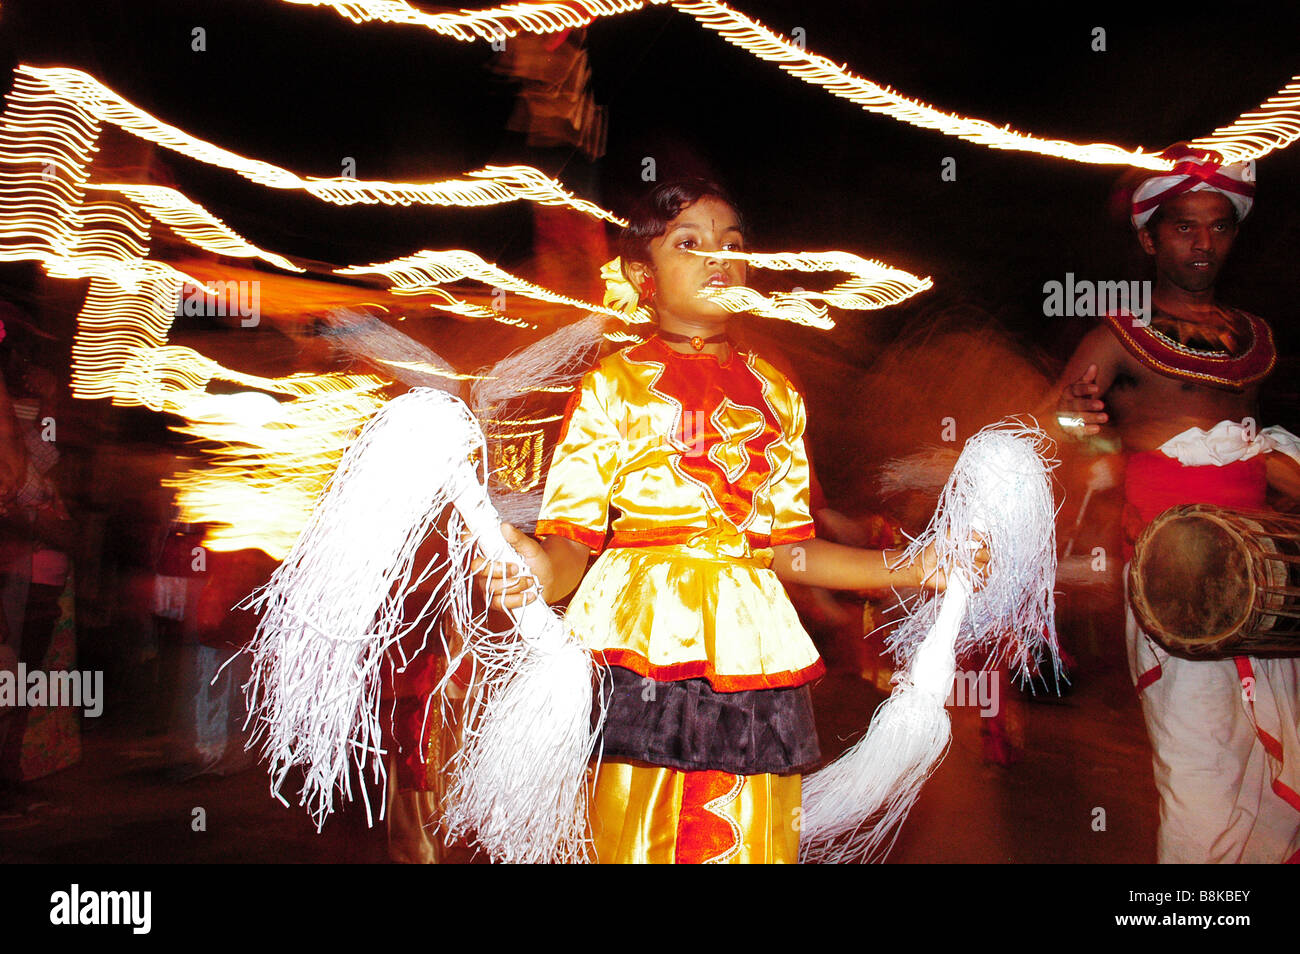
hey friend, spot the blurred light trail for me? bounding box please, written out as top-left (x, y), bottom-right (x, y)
top-left (90, 183), bottom-right (305, 272)
top-left (339, 249), bottom-right (645, 328)
top-left (1190, 78), bottom-right (1300, 164)
top-left (287, 0), bottom-right (1300, 168)
top-left (12, 66), bottom-right (625, 223)
top-left (697, 249), bottom-right (933, 329)
top-left (165, 383), bottom-right (389, 558)
top-left (284, 0), bottom-right (651, 40)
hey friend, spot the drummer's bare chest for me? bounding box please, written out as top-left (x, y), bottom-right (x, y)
top-left (1108, 353), bottom-right (1259, 437)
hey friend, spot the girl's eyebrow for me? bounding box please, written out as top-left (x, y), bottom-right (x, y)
top-left (668, 221), bottom-right (743, 233)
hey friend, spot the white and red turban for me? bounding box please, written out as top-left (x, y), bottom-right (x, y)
top-left (1130, 145), bottom-right (1255, 229)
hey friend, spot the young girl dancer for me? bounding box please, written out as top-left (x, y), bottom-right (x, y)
top-left (481, 178), bottom-right (953, 863)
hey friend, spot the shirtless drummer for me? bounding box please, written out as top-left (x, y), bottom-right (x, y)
top-left (1052, 145), bottom-right (1300, 863)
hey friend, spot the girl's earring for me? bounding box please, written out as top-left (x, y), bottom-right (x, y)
top-left (641, 275), bottom-right (656, 302)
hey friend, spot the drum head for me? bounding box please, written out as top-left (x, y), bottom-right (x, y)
top-left (1135, 512), bottom-right (1251, 646)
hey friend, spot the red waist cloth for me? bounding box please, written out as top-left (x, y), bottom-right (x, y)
top-left (1121, 451), bottom-right (1267, 560)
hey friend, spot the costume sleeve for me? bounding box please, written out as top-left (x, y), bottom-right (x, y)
top-left (535, 370), bottom-right (622, 554)
top-left (767, 387), bottom-right (816, 547)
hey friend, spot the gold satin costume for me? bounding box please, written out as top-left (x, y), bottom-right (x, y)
top-left (536, 336), bottom-right (821, 863)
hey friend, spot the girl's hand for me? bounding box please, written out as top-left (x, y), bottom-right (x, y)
top-left (915, 537), bottom-right (990, 593)
top-left (470, 523), bottom-right (555, 611)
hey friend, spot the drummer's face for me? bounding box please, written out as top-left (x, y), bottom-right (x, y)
top-left (1139, 191), bottom-right (1238, 294)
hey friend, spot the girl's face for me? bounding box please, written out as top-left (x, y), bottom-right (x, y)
top-left (632, 196), bottom-right (747, 331)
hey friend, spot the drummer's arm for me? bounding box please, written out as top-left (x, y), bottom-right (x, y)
top-left (1037, 325), bottom-right (1124, 445)
top-left (1265, 453), bottom-right (1300, 504)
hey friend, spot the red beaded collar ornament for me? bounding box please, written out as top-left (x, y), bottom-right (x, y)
top-left (1101, 309), bottom-right (1275, 390)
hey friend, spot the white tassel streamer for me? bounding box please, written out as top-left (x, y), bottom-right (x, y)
top-left (470, 312), bottom-right (608, 412)
top-left (319, 307), bottom-right (466, 393)
top-left (799, 419), bottom-right (1060, 863)
top-left (318, 308), bottom-right (606, 535)
top-left (472, 313), bottom-right (608, 533)
top-left (240, 388), bottom-right (604, 863)
top-left (239, 391), bottom-right (457, 829)
top-left (875, 445), bottom-right (960, 500)
top-left (434, 440), bottom-right (606, 865)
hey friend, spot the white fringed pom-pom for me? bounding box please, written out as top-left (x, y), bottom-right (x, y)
top-left (799, 419), bottom-right (1059, 864)
top-left (887, 420), bottom-right (1061, 684)
top-left (240, 388), bottom-right (605, 863)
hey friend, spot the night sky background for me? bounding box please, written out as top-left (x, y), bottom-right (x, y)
top-left (2, 0), bottom-right (1298, 495)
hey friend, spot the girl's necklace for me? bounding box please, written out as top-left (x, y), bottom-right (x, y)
top-left (657, 329), bottom-right (729, 352)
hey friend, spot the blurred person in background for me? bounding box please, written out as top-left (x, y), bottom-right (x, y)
top-left (0, 304), bottom-right (80, 821)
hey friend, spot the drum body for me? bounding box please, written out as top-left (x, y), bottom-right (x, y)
top-left (1128, 504), bottom-right (1300, 659)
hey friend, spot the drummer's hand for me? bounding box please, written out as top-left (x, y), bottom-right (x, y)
top-left (1057, 364), bottom-right (1108, 437)
top-left (469, 523), bottom-right (554, 611)
top-left (1083, 453), bottom-right (1123, 493)
top-left (915, 536), bottom-right (990, 593)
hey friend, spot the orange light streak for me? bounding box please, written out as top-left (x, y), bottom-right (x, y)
top-left (165, 384), bottom-right (389, 558)
top-left (0, 63), bottom-right (619, 561)
top-left (338, 248), bottom-right (644, 326)
top-left (370, 357), bottom-right (487, 382)
top-left (484, 413), bottom-right (563, 426)
top-left (286, 0), bottom-right (1300, 170)
top-left (18, 66), bottom-right (623, 222)
top-left (284, 0), bottom-right (655, 40)
top-left (696, 249), bottom-right (932, 329)
top-left (91, 183), bottom-right (305, 272)
top-left (1190, 78), bottom-right (1300, 163)
top-left (672, 1), bottom-right (1170, 169)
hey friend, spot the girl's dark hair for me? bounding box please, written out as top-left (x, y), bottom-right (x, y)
top-left (619, 177), bottom-right (744, 269)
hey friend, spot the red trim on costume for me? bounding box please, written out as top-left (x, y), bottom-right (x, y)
top-left (448, 655), bottom-right (475, 692)
top-left (1100, 309), bottom-right (1275, 390)
top-left (390, 695), bottom-right (434, 791)
top-left (1286, 846), bottom-right (1300, 864)
top-left (1234, 657), bottom-right (1300, 816)
top-left (605, 527), bottom-right (728, 548)
top-left (554, 385), bottom-right (583, 445)
top-left (535, 518), bottom-right (606, 554)
top-left (1273, 780), bottom-right (1300, 815)
top-left (386, 648), bottom-right (445, 791)
top-left (595, 647), bottom-right (825, 692)
top-left (770, 522), bottom-right (816, 547)
top-left (1135, 663), bottom-right (1163, 692)
top-left (1235, 659), bottom-right (1286, 761)
top-left (603, 524), bottom-right (812, 551)
top-left (674, 770), bottom-right (742, 864)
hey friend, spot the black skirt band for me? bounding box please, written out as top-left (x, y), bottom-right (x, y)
top-left (596, 665), bottom-right (821, 775)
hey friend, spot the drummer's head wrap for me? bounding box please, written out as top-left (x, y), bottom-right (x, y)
top-left (1130, 144), bottom-right (1255, 230)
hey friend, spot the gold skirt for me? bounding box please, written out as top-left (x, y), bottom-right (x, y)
top-left (589, 760), bottom-right (801, 864)
top-left (566, 543), bottom-right (823, 691)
